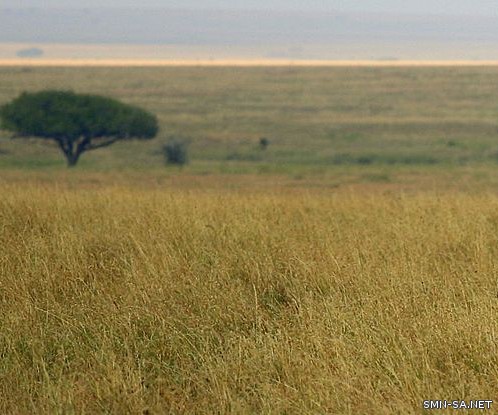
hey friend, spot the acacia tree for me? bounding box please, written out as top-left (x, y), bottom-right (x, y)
top-left (0, 90), bottom-right (159, 167)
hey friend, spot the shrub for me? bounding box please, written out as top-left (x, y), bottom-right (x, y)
top-left (163, 138), bottom-right (189, 166)
top-left (259, 137), bottom-right (270, 150)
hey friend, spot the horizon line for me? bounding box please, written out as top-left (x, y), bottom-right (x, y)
top-left (2, 59), bottom-right (498, 67)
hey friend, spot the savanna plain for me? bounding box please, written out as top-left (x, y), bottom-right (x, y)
top-left (2, 66), bottom-right (498, 414)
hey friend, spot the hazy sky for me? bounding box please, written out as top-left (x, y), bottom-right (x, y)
top-left (2, 0), bottom-right (497, 16)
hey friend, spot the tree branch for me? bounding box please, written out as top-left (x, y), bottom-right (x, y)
top-left (75, 136), bottom-right (91, 156)
top-left (55, 138), bottom-right (71, 158)
top-left (86, 137), bottom-right (121, 151)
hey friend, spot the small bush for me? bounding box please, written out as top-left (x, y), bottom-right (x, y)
top-left (163, 138), bottom-right (189, 166)
top-left (259, 137), bottom-right (270, 150)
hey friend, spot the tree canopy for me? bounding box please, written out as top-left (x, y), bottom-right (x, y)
top-left (0, 90), bottom-right (159, 166)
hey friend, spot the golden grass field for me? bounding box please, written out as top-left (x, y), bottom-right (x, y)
top-left (1, 176), bottom-right (498, 414)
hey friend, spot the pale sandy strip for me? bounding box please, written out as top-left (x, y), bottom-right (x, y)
top-left (2, 59), bottom-right (498, 67)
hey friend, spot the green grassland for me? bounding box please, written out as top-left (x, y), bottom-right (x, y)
top-left (1, 66), bottom-right (498, 189)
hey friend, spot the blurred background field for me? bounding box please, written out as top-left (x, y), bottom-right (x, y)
top-left (1, 66), bottom-right (498, 191)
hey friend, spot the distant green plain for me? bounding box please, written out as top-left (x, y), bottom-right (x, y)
top-left (1, 66), bottom-right (498, 190)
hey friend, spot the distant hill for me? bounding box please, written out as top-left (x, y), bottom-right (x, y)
top-left (16, 47), bottom-right (44, 58)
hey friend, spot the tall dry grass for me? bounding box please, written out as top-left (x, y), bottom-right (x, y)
top-left (1, 184), bottom-right (498, 413)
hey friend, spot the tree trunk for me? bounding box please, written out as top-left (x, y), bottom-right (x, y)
top-left (57, 138), bottom-right (85, 167)
top-left (66, 152), bottom-right (80, 167)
